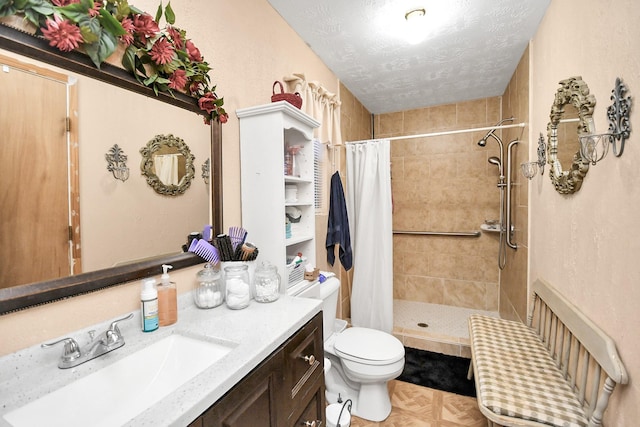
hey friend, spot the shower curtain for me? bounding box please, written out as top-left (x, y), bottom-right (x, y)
top-left (346, 139), bottom-right (393, 333)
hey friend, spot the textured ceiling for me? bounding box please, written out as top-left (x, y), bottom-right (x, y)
top-left (267, 0), bottom-right (550, 114)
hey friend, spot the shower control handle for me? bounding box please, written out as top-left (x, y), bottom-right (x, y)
top-left (302, 354), bottom-right (316, 365)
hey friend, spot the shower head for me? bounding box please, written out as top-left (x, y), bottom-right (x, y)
top-left (477, 117), bottom-right (515, 147)
top-left (488, 156), bottom-right (501, 167)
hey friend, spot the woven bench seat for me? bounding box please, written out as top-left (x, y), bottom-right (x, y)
top-left (468, 279), bottom-right (628, 427)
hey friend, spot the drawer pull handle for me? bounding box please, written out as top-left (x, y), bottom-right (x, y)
top-left (302, 354), bottom-right (316, 365)
top-left (302, 421), bottom-right (322, 426)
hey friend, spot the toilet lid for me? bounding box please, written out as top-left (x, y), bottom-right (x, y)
top-left (334, 327), bottom-right (404, 364)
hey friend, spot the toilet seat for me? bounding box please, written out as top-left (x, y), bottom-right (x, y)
top-left (334, 327), bottom-right (404, 366)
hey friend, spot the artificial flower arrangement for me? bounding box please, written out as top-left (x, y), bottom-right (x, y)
top-left (0, 0), bottom-right (227, 124)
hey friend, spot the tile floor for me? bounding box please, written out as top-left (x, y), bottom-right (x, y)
top-left (349, 380), bottom-right (486, 427)
top-left (347, 301), bottom-right (497, 426)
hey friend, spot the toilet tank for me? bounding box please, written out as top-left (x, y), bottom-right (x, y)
top-left (295, 277), bottom-right (340, 341)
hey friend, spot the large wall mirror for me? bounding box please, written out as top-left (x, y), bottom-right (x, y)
top-left (547, 76), bottom-right (596, 194)
top-left (0, 24), bottom-right (222, 314)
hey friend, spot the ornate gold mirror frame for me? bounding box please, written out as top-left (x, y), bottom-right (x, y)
top-left (140, 134), bottom-right (196, 196)
top-left (547, 76), bottom-right (596, 194)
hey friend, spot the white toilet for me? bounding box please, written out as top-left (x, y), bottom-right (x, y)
top-left (289, 274), bottom-right (404, 422)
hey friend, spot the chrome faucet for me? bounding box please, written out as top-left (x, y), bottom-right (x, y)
top-left (42, 313), bottom-right (134, 369)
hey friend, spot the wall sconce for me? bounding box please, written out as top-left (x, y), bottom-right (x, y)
top-left (521, 133), bottom-right (547, 180)
top-left (607, 77), bottom-right (632, 157)
top-left (202, 158), bottom-right (210, 184)
top-left (105, 144), bottom-right (129, 182)
top-left (578, 77), bottom-right (631, 165)
top-left (579, 132), bottom-right (611, 165)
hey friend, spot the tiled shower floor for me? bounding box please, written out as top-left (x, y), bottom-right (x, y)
top-left (392, 299), bottom-right (499, 358)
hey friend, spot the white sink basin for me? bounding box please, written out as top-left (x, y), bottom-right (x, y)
top-left (4, 333), bottom-right (234, 427)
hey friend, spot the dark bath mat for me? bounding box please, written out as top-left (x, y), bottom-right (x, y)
top-left (397, 347), bottom-right (477, 398)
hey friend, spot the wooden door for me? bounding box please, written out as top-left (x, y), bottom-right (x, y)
top-left (0, 61), bottom-right (71, 288)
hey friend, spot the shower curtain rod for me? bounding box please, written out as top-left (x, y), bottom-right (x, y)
top-left (346, 122), bottom-right (526, 144)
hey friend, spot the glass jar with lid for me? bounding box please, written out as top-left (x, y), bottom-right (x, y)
top-left (194, 263), bottom-right (224, 309)
top-left (224, 263), bottom-right (251, 309)
top-left (253, 261), bottom-right (281, 303)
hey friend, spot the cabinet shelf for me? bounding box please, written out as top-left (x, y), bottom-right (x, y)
top-left (285, 234), bottom-right (314, 246)
top-left (284, 175), bottom-right (312, 184)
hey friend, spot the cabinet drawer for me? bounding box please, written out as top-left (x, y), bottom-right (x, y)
top-left (283, 312), bottom-right (323, 405)
top-left (288, 373), bottom-right (325, 427)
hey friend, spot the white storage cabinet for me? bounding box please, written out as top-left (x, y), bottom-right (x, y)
top-left (237, 101), bottom-right (320, 291)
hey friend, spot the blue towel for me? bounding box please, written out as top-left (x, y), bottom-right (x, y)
top-left (326, 172), bottom-right (352, 270)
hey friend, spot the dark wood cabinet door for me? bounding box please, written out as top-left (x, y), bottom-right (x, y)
top-left (202, 350), bottom-right (284, 427)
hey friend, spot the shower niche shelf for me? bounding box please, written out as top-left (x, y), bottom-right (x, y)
top-left (480, 223), bottom-right (500, 233)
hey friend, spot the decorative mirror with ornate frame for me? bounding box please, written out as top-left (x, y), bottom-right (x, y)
top-left (547, 76), bottom-right (596, 194)
top-left (0, 24), bottom-right (223, 314)
top-left (140, 134), bottom-right (196, 196)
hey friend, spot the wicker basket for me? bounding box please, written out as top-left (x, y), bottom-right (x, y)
top-left (271, 81), bottom-right (302, 109)
top-left (286, 257), bottom-right (307, 287)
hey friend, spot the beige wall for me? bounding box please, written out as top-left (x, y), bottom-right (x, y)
top-left (529, 0), bottom-right (640, 424)
top-left (376, 98), bottom-right (503, 312)
top-left (499, 46), bottom-right (530, 321)
top-left (0, 0), bottom-right (339, 355)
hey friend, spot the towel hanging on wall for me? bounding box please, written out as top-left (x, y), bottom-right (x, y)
top-left (326, 171), bottom-right (352, 270)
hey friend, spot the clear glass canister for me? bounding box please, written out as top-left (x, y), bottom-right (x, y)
top-left (194, 263), bottom-right (224, 309)
top-left (253, 261), bottom-right (281, 303)
top-left (224, 264), bottom-right (251, 309)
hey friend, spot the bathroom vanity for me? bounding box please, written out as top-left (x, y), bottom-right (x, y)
top-left (0, 295), bottom-right (323, 427)
top-left (190, 311), bottom-right (324, 426)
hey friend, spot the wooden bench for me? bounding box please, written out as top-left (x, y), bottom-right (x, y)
top-left (468, 279), bottom-right (628, 427)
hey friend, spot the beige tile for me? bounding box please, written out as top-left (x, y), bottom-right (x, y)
top-left (428, 103), bottom-right (457, 130)
top-left (403, 276), bottom-right (444, 303)
top-left (378, 112), bottom-right (404, 136)
top-left (443, 280), bottom-right (486, 310)
top-left (457, 98), bottom-right (487, 127)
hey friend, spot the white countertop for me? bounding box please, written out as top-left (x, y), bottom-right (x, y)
top-left (0, 294), bottom-right (322, 426)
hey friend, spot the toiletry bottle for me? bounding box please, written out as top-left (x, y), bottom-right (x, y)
top-left (141, 278), bottom-right (159, 332)
top-left (158, 264), bottom-right (178, 326)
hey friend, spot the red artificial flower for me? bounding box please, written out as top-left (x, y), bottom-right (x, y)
top-left (168, 69), bottom-right (188, 90)
top-left (51, 0), bottom-right (80, 5)
top-left (166, 26), bottom-right (183, 50)
top-left (219, 113), bottom-right (228, 124)
top-left (132, 13), bottom-right (160, 40)
top-left (88, 0), bottom-right (103, 17)
top-left (119, 17), bottom-right (135, 46)
top-left (149, 37), bottom-right (175, 65)
top-left (185, 40), bottom-right (202, 62)
top-left (41, 15), bottom-right (83, 52)
top-left (198, 92), bottom-right (218, 114)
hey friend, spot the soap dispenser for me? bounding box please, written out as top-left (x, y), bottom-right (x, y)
top-left (141, 278), bottom-right (159, 332)
top-left (158, 264), bottom-right (177, 326)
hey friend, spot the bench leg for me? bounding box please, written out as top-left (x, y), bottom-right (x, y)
top-left (467, 360), bottom-right (474, 380)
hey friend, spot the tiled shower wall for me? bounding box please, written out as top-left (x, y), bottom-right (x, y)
top-left (375, 98), bottom-right (505, 312)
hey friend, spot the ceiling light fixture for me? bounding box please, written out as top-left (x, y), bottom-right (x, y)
top-left (404, 8), bottom-right (428, 45)
top-left (405, 8), bottom-right (426, 21)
